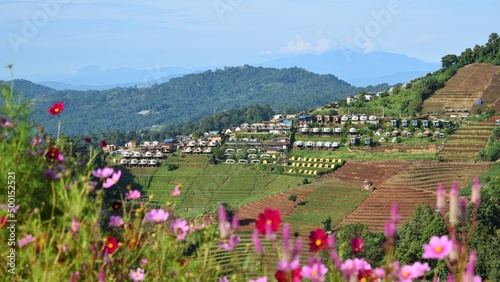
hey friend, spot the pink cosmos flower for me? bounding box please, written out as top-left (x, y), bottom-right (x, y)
top-left (126, 190), bottom-right (141, 200)
top-left (129, 267), bottom-right (146, 281)
top-left (170, 218), bottom-right (189, 240)
top-left (398, 262), bottom-right (429, 282)
top-left (423, 235), bottom-right (452, 259)
top-left (340, 258), bottom-right (371, 278)
top-left (92, 167), bottom-right (114, 179)
top-left (170, 185), bottom-right (181, 196)
top-left (301, 257), bottom-right (328, 282)
top-left (146, 209), bottom-right (169, 223)
top-left (219, 234), bottom-right (241, 251)
top-left (103, 170), bottom-right (121, 188)
top-left (109, 216), bottom-right (125, 227)
top-left (18, 234), bottom-right (36, 247)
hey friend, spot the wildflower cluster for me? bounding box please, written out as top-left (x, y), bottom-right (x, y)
top-left (0, 82), bottom-right (489, 281)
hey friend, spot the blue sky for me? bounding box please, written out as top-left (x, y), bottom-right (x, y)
top-left (1, 0), bottom-right (499, 80)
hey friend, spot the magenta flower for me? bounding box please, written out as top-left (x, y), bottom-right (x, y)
top-left (171, 185), bottom-right (181, 196)
top-left (18, 234), bottom-right (35, 247)
top-left (301, 257), bottom-right (328, 282)
top-left (170, 218), bottom-right (189, 240)
top-left (100, 140), bottom-right (107, 148)
top-left (220, 234), bottom-right (241, 251)
top-left (219, 277), bottom-right (229, 282)
top-left (351, 237), bottom-right (364, 254)
top-left (423, 235), bottom-right (452, 259)
top-left (126, 190), bottom-right (141, 200)
top-left (129, 267), bottom-right (146, 281)
top-left (146, 209), bottom-right (169, 223)
top-left (92, 167), bottom-right (114, 179)
top-left (109, 216), bottom-right (125, 227)
top-left (103, 170), bottom-right (121, 188)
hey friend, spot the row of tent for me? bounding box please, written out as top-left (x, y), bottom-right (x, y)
top-left (290, 157), bottom-right (343, 163)
top-left (119, 159), bottom-right (158, 166)
top-left (122, 151), bottom-right (164, 158)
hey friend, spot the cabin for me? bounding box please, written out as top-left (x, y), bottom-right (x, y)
top-left (364, 138), bottom-right (372, 146)
top-left (334, 128), bottom-right (343, 134)
top-left (390, 120), bottom-right (398, 127)
top-left (340, 115), bottom-right (349, 124)
top-left (401, 120), bottom-right (409, 127)
top-left (130, 159), bottom-right (138, 166)
top-left (139, 159), bottom-right (148, 167)
top-left (422, 120), bottom-right (430, 128)
top-left (351, 115), bottom-right (360, 123)
top-left (122, 152), bottom-right (131, 158)
top-left (144, 152), bottom-right (153, 158)
top-left (392, 130), bottom-right (400, 137)
top-left (322, 127), bottom-right (331, 134)
top-left (411, 120), bottom-right (419, 127)
top-left (349, 128), bottom-right (357, 134)
top-left (133, 152), bottom-right (142, 158)
top-left (120, 159), bottom-right (128, 166)
top-left (203, 148), bottom-right (212, 154)
top-left (312, 127), bottom-right (320, 134)
top-left (148, 159), bottom-right (157, 167)
top-left (155, 152), bottom-right (164, 158)
top-left (350, 137), bottom-right (360, 146)
top-left (433, 120), bottom-right (441, 128)
top-left (301, 127), bottom-right (309, 134)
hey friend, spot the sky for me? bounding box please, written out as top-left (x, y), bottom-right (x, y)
top-left (1, 0), bottom-right (499, 81)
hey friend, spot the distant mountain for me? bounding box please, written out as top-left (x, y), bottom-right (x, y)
top-left (32, 66), bottom-right (203, 90)
top-left (260, 50), bottom-right (440, 86)
top-left (17, 50), bottom-right (439, 90)
top-left (6, 66), bottom-right (387, 136)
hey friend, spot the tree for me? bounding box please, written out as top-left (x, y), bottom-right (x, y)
top-left (441, 54), bottom-right (458, 69)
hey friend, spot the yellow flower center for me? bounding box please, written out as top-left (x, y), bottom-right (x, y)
top-left (402, 270), bottom-right (409, 278)
top-left (267, 219), bottom-right (272, 225)
top-left (315, 239), bottom-right (322, 246)
top-left (435, 246), bottom-right (443, 253)
top-left (360, 278), bottom-right (367, 282)
top-left (311, 270), bottom-right (317, 277)
top-left (108, 243), bottom-right (114, 249)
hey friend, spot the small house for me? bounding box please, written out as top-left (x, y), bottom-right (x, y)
top-left (401, 120), bottom-right (409, 127)
top-left (334, 128), bottom-right (343, 134)
top-left (390, 120), bottom-right (398, 127)
top-left (422, 120), bottom-right (430, 128)
top-left (322, 127), bottom-right (331, 134)
top-left (350, 137), bottom-right (360, 146)
top-left (364, 138), bottom-right (373, 146)
top-left (349, 128), bottom-right (357, 134)
top-left (411, 120), bottom-right (419, 127)
top-left (433, 120), bottom-right (441, 128)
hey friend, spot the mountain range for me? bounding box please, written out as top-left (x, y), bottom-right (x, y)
top-left (27, 50), bottom-right (439, 90)
top-left (7, 66), bottom-right (388, 136)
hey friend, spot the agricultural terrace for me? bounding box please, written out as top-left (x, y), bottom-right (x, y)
top-left (143, 154), bottom-right (304, 218)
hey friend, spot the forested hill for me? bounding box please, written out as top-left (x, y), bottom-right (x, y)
top-left (4, 66), bottom-right (387, 135)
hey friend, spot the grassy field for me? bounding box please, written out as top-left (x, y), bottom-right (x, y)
top-left (141, 155), bottom-right (304, 218)
top-left (285, 178), bottom-right (370, 232)
top-left (460, 162), bottom-right (500, 196)
top-left (289, 147), bottom-right (438, 161)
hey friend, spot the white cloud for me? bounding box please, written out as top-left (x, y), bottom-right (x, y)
top-left (279, 34), bottom-right (331, 54)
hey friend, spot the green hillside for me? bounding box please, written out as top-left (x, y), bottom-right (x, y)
top-left (4, 66), bottom-right (387, 135)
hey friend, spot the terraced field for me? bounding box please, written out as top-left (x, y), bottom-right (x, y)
top-left (439, 122), bottom-right (497, 161)
top-left (144, 156), bottom-right (304, 218)
top-left (421, 63), bottom-right (500, 115)
top-left (333, 161), bottom-right (491, 231)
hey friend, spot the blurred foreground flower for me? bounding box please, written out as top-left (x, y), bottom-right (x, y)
top-left (48, 101), bottom-right (64, 116)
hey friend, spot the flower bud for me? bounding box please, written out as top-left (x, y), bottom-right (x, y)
top-left (449, 183), bottom-right (459, 227)
top-left (471, 177), bottom-right (481, 205)
top-left (437, 184), bottom-right (446, 210)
